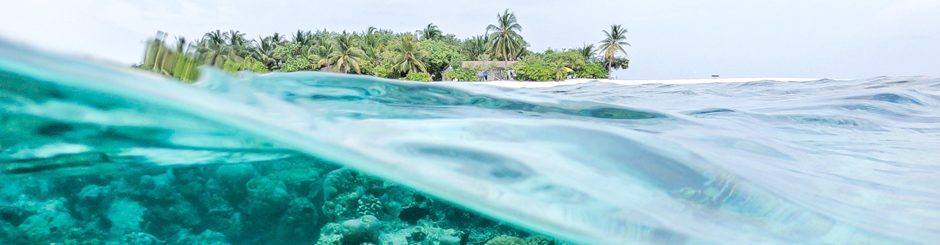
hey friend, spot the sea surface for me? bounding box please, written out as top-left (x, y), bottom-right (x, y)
top-left (2, 41), bottom-right (939, 244)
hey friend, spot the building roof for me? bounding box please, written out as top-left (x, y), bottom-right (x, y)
top-left (461, 61), bottom-right (518, 69)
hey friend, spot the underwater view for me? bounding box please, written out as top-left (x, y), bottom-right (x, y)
top-left (2, 39), bottom-right (940, 244)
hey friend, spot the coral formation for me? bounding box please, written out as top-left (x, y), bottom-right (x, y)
top-left (484, 235), bottom-right (526, 245)
top-left (0, 156), bottom-right (561, 244)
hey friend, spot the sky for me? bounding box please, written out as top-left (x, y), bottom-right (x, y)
top-left (1, 0), bottom-right (939, 79)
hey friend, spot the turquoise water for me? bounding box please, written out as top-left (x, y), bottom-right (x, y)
top-left (2, 41), bottom-right (940, 244)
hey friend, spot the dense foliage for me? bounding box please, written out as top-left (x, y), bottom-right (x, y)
top-left (486, 10), bottom-right (527, 64)
top-left (443, 68), bottom-right (480, 81)
top-left (512, 55), bottom-right (556, 81)
top-left (512, 50), bottom-right (609, 81)
top-left (576, 62), bottom-right (609, 79)
top-left (403, 72), bottom-right (432, 82)
top-left (597, 24), bottom-right (631, 71)
top-left (387, 36), bottom-right (428, 76)
top-left (139, 9), bottom-right (631, 82)
top-left (418, 40), bottom-right (464, 80)
top-left (223, 57), bottom-right (268, 73)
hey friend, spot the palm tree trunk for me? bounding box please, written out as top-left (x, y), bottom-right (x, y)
top-left (142, 41), bottom-right (159, 70)
top-left (153, 45), bottom-right (166, 73)
top-left (607, 61), bottom-right (613, 78)
top-left (503, 57), bottom-right (508, 80)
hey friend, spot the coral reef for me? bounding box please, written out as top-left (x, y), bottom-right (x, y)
top-left (0, 156), bottom-right (561, 244)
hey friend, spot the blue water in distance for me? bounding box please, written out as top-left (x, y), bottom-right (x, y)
top-left (2, 41), bottom-right (939, 244)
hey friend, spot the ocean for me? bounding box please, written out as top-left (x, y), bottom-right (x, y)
top-left (1, 41), bottom-right (938, 244)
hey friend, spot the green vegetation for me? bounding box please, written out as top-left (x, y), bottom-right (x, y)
top-left (486, 9), bottom-right (526, 68)
top-left (418, 39), bottom-right (464, 80)
top-left (324, 33), bottom-right (368, 74)
top-left (513, 49), bottom-right (609, 81)
top-left (597, 24), bottom-right (631, 71)
top-left (443, 67), bottom-right (480, 81)
top-left (388, 35), bottom-right (428, 76)
top-left (419, 23), bottom-right (443, 40)
top-left (139, 9), bottom-right (630, 82)
top-left (139, 33), bottom-right (199, 81)
top-left (576, 62), bottom-right (609, 79)
top-left (404, 72), bottom-right (432, 82)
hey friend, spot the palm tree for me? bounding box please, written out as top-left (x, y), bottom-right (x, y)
top-left (363, 26), bottom-right (386, 63)
top-left (204, 30), bottom-right (225, 44)
top-left (172, 37), bottom-right (198, 81)
top-left (576, 43), bottom-right (595, 61)
top-left (322, 33), bottom-right (367, 74)
top-left (141, 32), bottom-right (166, 70)
top-left (149, 32), bottom-right (169, 73)
top-left (293, 30), bottom-right (314, 46)
top-left (391, 35), bottom-right (427, 74)
top-left (486, 9), bottom-right (525, 67)
top-left (554, 66), bottom-right (574, 81)
top-left (225, 30), bottom-right (250, 57)
top-left (420, 23), bottom-right (442, 40)
top-left (157, 37), bottom-right (185, 74)
top-left (309, 38), bottom-right (333, 68)
top-left (174, 37), bottom-right (188, 54)
top-left (268, 32), bottom-right (287, 44)
top-left (253, 35), bottom-right (282, 69)
top-left (140, 32), bottom-right (200, 81)
top-left (462, 35), bottom-right (489, 61)
top-left (199, 30), bottom-right (229, 66)
top-left (596, 24), bottom-right (631, 72)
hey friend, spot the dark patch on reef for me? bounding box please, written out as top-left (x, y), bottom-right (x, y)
top-left (398, 206), bottom-right (430, 224)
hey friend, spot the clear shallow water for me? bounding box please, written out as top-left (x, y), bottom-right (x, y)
top-left (2, 41), bottom-right (940, 244)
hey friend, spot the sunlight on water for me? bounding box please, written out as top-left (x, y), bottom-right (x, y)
top-left (2, 41), bottom-right (939, 244)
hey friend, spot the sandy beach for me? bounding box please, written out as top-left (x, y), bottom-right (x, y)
top-left (441, 77), bottom-right (821, 88)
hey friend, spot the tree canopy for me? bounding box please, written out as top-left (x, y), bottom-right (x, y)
top-left (596, 24), bottom-right (631, 71)
top-left (139, 9), bottom-right (630, 82)
top-left (486, 9), bottom-right (526, 63)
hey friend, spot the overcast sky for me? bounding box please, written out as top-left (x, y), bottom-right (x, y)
top-left (2, 0), bottom-right (939, 79)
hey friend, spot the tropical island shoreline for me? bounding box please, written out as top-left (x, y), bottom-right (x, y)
top-left (131, 7), bottom-right (824, 88)
top-left (137, 9), bottom-right (633, 84)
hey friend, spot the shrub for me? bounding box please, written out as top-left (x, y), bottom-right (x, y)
top-left (223, 57), bottom-right (269, 73)
top-left (443, 68), bottom-right (479, 81)
top-left (403, 72), bottom-right (432, 82)
top-left (547, 51), bottom-right (585, 71)
top-left (372, 64), bottom-right (397, 78)
top-left (513, 55), bottom-right (556, 81)
top-left (418, 40), bottom-right (465, 80)
top-left (513, 50), bottom-right (589, 81)
top-left (273, 43), bottom-right (314, 72)
top-left (279, 56), bottom-right (312, 72)
top-left (576, 62), bottom-right (609, 79)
